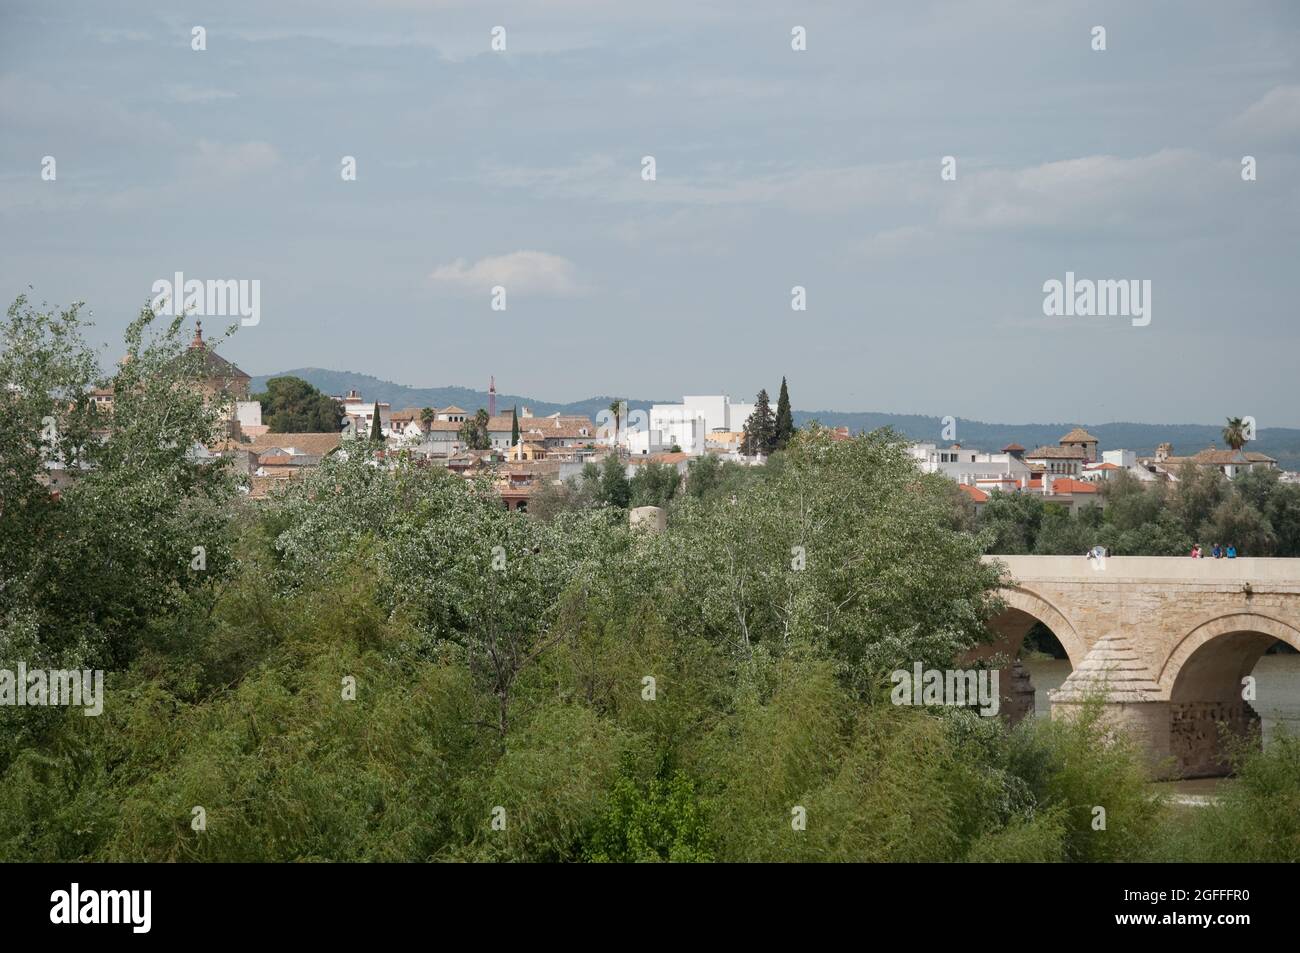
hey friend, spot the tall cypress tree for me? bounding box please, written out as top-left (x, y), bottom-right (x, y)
top-left (511, 405), bottom-right (520, 447)
top-left (774, 377), bottom-right (793, 450)
top-left (369, 403), bottom-right (384, 442)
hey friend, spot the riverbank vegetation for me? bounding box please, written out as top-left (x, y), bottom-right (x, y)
top-left (2, 299), bottom-right (1297, 862)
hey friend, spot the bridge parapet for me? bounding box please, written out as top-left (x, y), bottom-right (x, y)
top-left (984, 555), bottom-right (1300, 589)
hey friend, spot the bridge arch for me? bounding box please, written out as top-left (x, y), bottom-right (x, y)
top-left (1158, 611), bottom-right (1300, 699)
top-left (1158, 611), bottom-right (1300, 777)
top-left (986, 586), bottom-right (1088, 669)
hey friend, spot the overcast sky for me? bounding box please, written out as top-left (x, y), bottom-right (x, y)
top-left (2, 0), bottom-right (1298, 425)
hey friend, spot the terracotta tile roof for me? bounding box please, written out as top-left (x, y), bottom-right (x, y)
top-left (1001, 443), bottom-right (1025, 452)
top-left (1060, 428), bottom-right (1099, 443)
top-left (957, 484), bottom-right (989, 502)
top-left (1086, 462), bottom-right (1121, 470)
top-left (1037, 478), bottom-right (1097, 494)
top-left (1188, 448), bottom-right (1277, 465)
top-left (629, 451), bottom-right (690, 466)
top-left (1026, 445), bottom-right (1086, 459)
top-left (518, 417), bottom-right (596, 440)
top-left (248, 432), bottom-right (342, 456)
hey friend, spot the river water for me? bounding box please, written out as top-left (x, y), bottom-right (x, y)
top-left (1022, 654), bottom-right (1300, 797)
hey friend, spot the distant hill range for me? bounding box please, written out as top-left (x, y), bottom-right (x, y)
top-left (250, 368), bottom-right (1300, 471)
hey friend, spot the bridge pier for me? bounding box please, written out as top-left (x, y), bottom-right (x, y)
top-left (1049, 633), bottom-right (1175, 778)
top-left (1169, 700), bottom-right (1260, 778)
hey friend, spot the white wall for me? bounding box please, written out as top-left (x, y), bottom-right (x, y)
top-left (727, 402), bottom-right (754, 431)
top-left (908, 442), bottom-right (1031, 484)
top-left (236, 401), bottom-right (263, 428)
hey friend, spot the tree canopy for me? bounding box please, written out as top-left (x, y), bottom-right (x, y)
top-left (253, 376), bottom-right (343, 433)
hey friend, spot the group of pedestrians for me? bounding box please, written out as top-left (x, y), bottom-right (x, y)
top-left (1190, 543), bottom-right (1238, 558)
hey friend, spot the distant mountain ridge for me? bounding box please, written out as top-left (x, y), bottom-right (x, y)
top-left (251, 367), bottom-right (665, 422)
top-left (249, 368), bottom-right (1300, 471)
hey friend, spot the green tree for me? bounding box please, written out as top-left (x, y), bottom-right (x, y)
top-left (369, 404), bottom-right (383, 441)
top-left (252, 376), bottom-right (343, 432)
top-left (584, 762), bottom-right (715, 862)
top-left (458, 408), bottom-right (490, 450)
top-left (686, 454), bottom-right (722, 499)
top-left (774, 377), bottom-right (794, 450)
top-left (420, 407), bottom-right (435, 430)
top-left (511, 405), bottom-right (520, 447)
top-left (977, 490), bottom-right (1045, 553)
top-left (630, 461), bottom-right (681, 508)
top-left (0, 297), bottom-right (239, 679)
top-left (597, 453), bottom-right (631, 508)
top-left (1171, 462), bottom-right (1226, 539)
top-left (1203, 495), bottom-right (1275, 555)
top-left (741, 389), bottom-right (775, 456)
top-left (1032, 504), bottom-right (1097, 555)
top-left (1262, 480), bottom-right (1300, 557)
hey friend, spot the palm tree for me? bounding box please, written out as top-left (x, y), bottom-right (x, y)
top-left (420, 407), bottom-right (435, 431)
top-left (608, 399), bottom-right (622, 447)
top-left (1223, 416), bottom-right (1248, 451)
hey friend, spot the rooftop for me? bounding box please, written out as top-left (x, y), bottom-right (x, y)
top-left (1060, 427), bottom-right (1099, 444)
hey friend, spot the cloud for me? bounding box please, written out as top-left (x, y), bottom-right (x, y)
top-left (478, 155), bottom-right (928, 212)
top-left (1229, 85), bottom-right (1300, 142)
top-left (428, 251), bottom-right (586, 296)
top-left (93, 27), bottom-right (152, 44)
top-left (0, 74), bottom-right (173, 143)
top-left (852, 225), bottom-right (933, 258)
top-left (96, 140), bottom-right (284, 211)
top-left (165, 85), bottom-right (239, 104)
top-left (184, 140), bottom-right (281, 181)
top-left (938, 150), bottom-right (1217, 231)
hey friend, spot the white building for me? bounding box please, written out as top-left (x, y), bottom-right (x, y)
top-left (642, 395), bottom-right (754, 456)
top-left (336, 389), bottom-right (391, 435)
top-left (907, 443), bottom-right (1032, 486)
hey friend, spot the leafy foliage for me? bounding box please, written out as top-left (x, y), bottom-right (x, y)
top-left (252, 376), bottom-right (342, 433)
top-left (978, 463), bottom-right (1300, 556)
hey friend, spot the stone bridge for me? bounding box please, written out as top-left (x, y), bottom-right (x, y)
top-left (979, 555), bottom-right (1300, 779)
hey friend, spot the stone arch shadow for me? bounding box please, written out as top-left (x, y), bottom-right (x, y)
top-left (1157, 611), bottom-right (1300, 700)
top-left (980, 586), bottom-right (1088, 670)
top-left (967, 586), bottom-right (1088, 723)
top-left (1157, 611), bottom-right (1300, 778)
